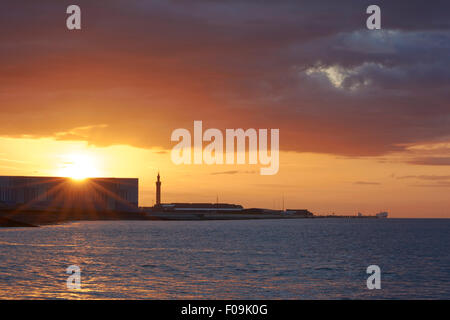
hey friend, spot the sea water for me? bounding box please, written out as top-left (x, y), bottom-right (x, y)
top-left (0, 219), bottom-right (448, 299)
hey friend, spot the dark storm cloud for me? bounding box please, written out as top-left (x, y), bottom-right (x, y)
top-left (1, 0), bottom-right (450, 156)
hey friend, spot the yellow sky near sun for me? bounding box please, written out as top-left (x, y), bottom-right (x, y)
top-left (0, 136), bottom-right (449, 218)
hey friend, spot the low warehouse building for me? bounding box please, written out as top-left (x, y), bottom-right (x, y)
top-left (0, 176), bottom-right (138, 212)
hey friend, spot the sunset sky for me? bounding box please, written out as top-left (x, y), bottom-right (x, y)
top-left (1, 1), bottom-right (450, 217)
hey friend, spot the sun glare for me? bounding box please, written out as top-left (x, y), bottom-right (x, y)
top-left (58, 153), bottom-right (100, 180)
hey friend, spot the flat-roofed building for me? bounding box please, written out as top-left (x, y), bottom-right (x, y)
top-left (0, 176), bottom-right (138, 212)
top-left (150, 203), bottom-right (243, 213)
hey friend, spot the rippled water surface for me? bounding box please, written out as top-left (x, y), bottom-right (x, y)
top-left (0, 219), bottom-right (449, 299)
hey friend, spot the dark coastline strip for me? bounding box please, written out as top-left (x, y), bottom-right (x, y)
top-left (0, 217), bottom-right (38, 228)
top-left (0, 208), bottom-right (383, 227)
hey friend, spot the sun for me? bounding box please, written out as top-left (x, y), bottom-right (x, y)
top-left (58, 153), bottom-right (100, 180)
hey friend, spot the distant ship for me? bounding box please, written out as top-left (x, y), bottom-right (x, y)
top-left (357, 211), bottom-right (388, 218)
top-left (376, 211), bottom-right (388, 218)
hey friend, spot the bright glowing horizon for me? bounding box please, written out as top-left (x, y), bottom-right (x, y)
top-left (0, 136), bottom-right (449, 218)
top-left (56, 153), bottom-right (101, 180)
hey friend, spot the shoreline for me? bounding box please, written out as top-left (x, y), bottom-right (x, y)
top-left (0, 209), bottom-right (381, 228)
top-left (0, 216), bottom-right (38, 228)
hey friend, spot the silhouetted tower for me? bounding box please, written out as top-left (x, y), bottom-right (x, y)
top-left (156, 172), bottom-right (161, 206)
